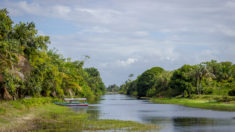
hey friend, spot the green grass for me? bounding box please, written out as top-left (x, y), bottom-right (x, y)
top-left (0, 98), bottom-right (158, 132)
top-left (0, 108), bottom-right (6, 115)
top-left (151, 97), bottom-right (235, 111)
top-left (29, 104), bottom-right (158, 131)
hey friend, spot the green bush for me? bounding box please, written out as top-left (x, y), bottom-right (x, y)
top-left (21, 97), bottom-right (55, 107)
top-left (214, 96), bottom-right (234, 102)
top-left (190, 94), bottom-right (235, 102)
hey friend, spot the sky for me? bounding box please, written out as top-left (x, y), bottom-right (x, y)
top-left (1, 0), bottom-right (235, 86)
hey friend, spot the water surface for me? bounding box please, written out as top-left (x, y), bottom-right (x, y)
top-left (84, 94), bottom-right (235, 132)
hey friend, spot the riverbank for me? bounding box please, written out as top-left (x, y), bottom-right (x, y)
top-left (151, 96), bottom-right (235, 111)
top-left (0, 98), bottom-right (158, 131)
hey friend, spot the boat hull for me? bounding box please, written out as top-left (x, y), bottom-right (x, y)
top-left (54, 102), bottom-right (88, 107)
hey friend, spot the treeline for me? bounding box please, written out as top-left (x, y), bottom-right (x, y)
top-left (120, 60), bottom-right (235, 98)
top-left (106, 84), bottom-right (120, 92)
top-left (0, 9), bottom-right (105, 100)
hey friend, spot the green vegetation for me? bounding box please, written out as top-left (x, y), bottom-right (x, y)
top-left (120, 60), bottom-right (235, 110)
top-left (151, 96), bottom-right (235, 111)
top-left (107, 84), bottom-right (120, 92)
top-left (0, 98), bottom-right (158, 131)
top-left (0, 9), bottom-right (159, 131)
top-left (121, 60), bottom-right (235, 98)
top-left (0, 8), bottom-right (105, 100)
top-left (136, 67), bottom-right (164, 97)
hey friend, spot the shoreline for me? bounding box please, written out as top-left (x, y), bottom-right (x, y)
top-left (0, 98), bottom-right (158, 131)
top-left (151, 97), bottom-right (235, 111)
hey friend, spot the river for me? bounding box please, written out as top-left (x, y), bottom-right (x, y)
top-left (76, 94), bottom-right (235, 132)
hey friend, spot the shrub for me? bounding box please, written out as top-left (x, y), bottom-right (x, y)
top-left (21, 97), bottom-right (54, 107)
top-left (214, 96), bottom-right (234, 102)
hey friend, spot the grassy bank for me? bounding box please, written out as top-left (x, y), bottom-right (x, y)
top-left (0, 98), bottom-right (158, 132)
top-left (151, 96), bottom-right (235, 111)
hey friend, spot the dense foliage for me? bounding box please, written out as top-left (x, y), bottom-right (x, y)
top-left (120, 60), bottom-right (235, 98)
top-left (106, 84), bottom-right (120, 92)
top-left (0, 9), bottom-right (105, 100)
top-left (136, 67), bottom-right (164, 97)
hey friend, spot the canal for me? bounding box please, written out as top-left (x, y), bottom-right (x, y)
top-left (78, 94), bottom-right (235, 132)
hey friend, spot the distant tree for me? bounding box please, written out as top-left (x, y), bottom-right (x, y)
top-left (107, 84), bottom-right (120, 92)
top-left (137, 67), bottom-right (164, 97)
top-left (153, 71), bottom-right (172, 97)
top-left (128, 74), bottom-right (134, 78)
top-left (220, 61), bottom-right (233, 81)
top-left (203, 60), bottom-right (220, 79)
top-left (126, 80), bottom-right (137, 95)
top-left (84, 67), bottom-right (106, 95)
top-left (204, 60), bottom-right (233, 81)
top-left (128, 73), bottom-right (134, 81)
top-left (169, 65), bottom-right (194, 97)
top-left (189, 64), bottom-right (214, 95)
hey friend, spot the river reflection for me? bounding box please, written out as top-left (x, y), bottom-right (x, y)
top-left (85, 94), bottom-right (235, 132)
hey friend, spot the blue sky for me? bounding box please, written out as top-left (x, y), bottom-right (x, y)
top-left (1, 0), bottom-right (235, 85)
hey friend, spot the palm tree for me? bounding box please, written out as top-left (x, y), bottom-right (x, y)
top-left (190, 64), bottom-right (214, 95)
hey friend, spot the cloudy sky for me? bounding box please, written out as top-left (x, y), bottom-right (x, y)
top-left (1, 0), bottom-right (235, 85)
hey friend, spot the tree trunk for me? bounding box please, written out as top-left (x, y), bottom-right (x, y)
top-left (0, 86), bottom-right (12, 100)
top-left (196, 76), bottom-right (200, 95)
top-left (199, 78), bottom-right (202, 95)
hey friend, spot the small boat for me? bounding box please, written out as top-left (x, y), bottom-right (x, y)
top-left (54, 98), bottom-right (88, 107)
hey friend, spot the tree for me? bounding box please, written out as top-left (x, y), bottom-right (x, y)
top-left (12, 22), bottom-right (50, 59)
top-left (0, 9), bottom-right (13, 40)
top-left (84, 67), bottom-right (106, 96)
top-left (0, 9), bottom-right (18, 100)
top-left (204, 60), bottom-right (233, 82)
top-left (169, 65), bottom-right (194, 97)
top-left (107, 84), bottom-right (119, 92)
top-left (232, 64), bottom-right (235, 80)
top-left (220, 61), bottom-right (233, 81)
top-left (153, 71), bottom-right (172, 97)
top-left (137, 67), bottom-right (164, 97)
top-left (0, 8), bottom-right (106, 100)
top-left (189, 64), bottom-right (214, 95)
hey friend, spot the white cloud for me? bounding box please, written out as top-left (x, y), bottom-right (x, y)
top-left (1, 0), bottom-right (235, 85)
top-left (6, 1), bottom-right (42, 16)
top-left (117, 58), bottom-right (138, 67)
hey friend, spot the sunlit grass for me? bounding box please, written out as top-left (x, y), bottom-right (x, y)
top-left (151, 97), bottom-right (235, 111)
